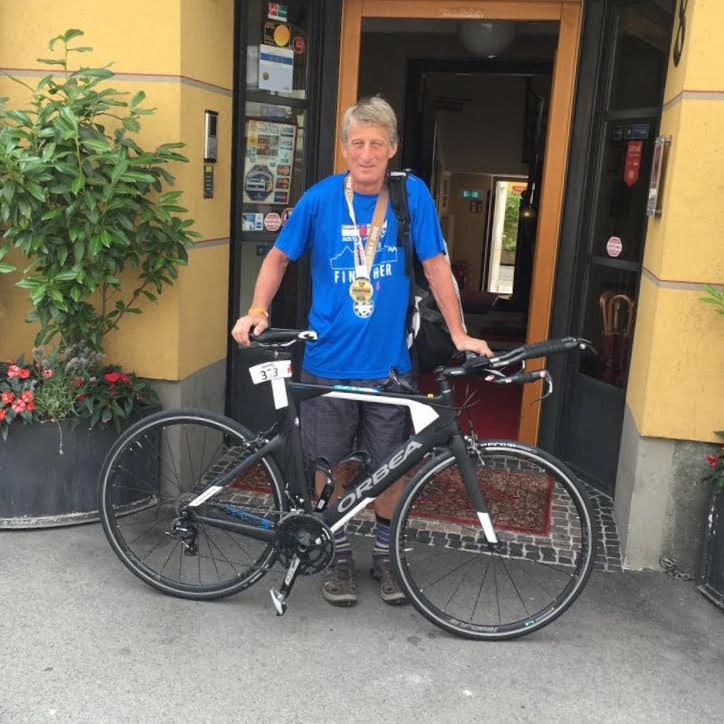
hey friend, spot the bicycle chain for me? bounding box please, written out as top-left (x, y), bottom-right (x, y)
top-left (659, 556), bottom-right (694, 581)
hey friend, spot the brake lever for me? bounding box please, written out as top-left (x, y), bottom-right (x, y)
top-left (529, 371), bottom-right (554, 404)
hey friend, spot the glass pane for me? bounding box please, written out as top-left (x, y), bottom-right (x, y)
top-left (579, 264), bottom-right (637, 388)
top-left (609, 7), bottom-right (669, 111)
top-left (245, 0), bottom-right (309, 99)
top-left (241, 109), bottom-right (305, 226)
top-left (590, 119), bottom-right (655, 264)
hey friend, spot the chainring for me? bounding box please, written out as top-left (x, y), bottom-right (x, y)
top-left (275, 512), bottom-right (335, 575)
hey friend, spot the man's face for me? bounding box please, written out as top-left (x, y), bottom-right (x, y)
top-left (341, 120), bottom-right (398, 192)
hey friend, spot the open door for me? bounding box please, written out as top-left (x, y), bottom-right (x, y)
top-left (336, 0), bottom-right (582, 445)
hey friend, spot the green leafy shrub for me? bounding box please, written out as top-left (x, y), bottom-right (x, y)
top-left (0, 28), bottom-right (198, 352)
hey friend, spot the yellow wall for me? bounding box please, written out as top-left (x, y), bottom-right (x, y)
top-left (0, 0), bottom-right (234, 381)
top-left (627, 0), bottom-right (724, 442)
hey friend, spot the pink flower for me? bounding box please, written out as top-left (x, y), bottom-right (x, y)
top-left (7, 364), bottom-right (21, 379)
top-left (1, 391), bottom-right (13, 405)
top-left (42, 368), bottom-right (54, 379)
top-left (11, 399), bottom-right (26, 413)
top-left (21, 390), bottom-right (34, 403)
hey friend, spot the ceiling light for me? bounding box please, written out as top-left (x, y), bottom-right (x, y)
top-left (458, 21), bottom-right (515, 58)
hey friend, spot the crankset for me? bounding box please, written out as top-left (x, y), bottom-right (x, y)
top-left (270, 512), bottom-right (335, 616)
top-left (275, 513), bottom-right (334, 574)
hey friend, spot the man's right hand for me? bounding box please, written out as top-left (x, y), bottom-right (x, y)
top-left (231, 309), bottom-right (269, 346)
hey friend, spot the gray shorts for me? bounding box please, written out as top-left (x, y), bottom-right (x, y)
top-left (299, 371), bottom-right (413, 469)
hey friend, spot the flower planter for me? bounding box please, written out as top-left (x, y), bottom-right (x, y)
top-left (697, 487), bottom-right (724, 611)
top-left (0, 415), bottom-right (158, 528)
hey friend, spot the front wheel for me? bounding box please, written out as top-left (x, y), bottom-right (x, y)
top-left (391, 440), bottom-right (597, 640)
top-left (99, 409), bottom-right (286, 600)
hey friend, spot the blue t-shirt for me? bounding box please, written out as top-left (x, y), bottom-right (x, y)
top-left (275, 172), bottom-right (445, 378)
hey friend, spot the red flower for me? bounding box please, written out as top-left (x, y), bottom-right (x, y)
top-left (26, 401), bottom-right (35, 412)
top-left (21, 390), bottom-right (34, 403)
top-left (7, 364), bottom-right (21, 379)
top-left (104, 372), bottom-right (122, 384)
top-left (19, 368), bottom-right (31, 379)
top-left (0, 409), bottom-right (5, 421)
top-left (708, 455), bottom-right (719, 469)
top-left (1, 391), bottom-right (13, 405)
top-left (76, 393), bottom-right (87, 401)
top-left (71, 377), bottom-right (84, 387)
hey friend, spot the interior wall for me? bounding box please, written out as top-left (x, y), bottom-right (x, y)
top-left (431, 74), bottom-right (528, 177)
top-left (448, 173), bottom-right (492, 291)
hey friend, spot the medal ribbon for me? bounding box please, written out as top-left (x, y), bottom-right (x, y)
top-left (344, 174), bottom-right (389, 279)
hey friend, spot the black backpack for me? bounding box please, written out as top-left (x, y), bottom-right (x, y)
top-left (388, 170), bottom-right (463, 372)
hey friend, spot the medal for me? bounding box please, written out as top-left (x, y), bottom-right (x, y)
top-left (349, 276), bottom-right (373, 303)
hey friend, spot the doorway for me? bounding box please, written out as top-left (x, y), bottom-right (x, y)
top-left (337, 0), bottom-right (582, 444)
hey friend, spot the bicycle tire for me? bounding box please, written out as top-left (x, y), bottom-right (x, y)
top-left (391, 440), bottom-right (597, 640)
top-left (99, 408), bottom-right (286, 600)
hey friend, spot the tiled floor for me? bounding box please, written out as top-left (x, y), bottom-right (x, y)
top-left (585, 484), bottom-right (623, 572)
top-left (344, 481), bottom-right (623, 573)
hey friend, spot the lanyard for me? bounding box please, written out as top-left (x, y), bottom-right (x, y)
top-left (344, 174), bottom-right (389, 279)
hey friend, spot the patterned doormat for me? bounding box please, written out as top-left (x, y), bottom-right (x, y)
top-left (225, 457), bottom-right (553, 537)
top-left (410, 467), bottom-right (554, 536)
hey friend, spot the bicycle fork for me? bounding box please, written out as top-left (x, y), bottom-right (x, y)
top-left (449, 436), bottom-right (499, 546)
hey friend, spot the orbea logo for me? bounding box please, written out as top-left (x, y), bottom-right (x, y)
top-left (337, 440), bottom-right (423, 513)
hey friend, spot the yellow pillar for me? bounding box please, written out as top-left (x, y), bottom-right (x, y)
top-left (0, 0), bottom-right (234, 384)
top-left (627, 0), bottom-right (724, 443)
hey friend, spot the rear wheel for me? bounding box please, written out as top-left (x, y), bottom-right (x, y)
top-left (391, 440), bottom-right (597, 640)
top-left (99, 409), bottom-right (286, 600)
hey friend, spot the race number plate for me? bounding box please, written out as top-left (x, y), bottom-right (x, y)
top-left (249, 359), bottom-right (292, 385)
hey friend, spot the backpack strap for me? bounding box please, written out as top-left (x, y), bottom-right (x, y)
top-left (388, 170), bottom-right (413, 279)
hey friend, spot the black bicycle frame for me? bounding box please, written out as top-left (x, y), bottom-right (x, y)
top-left (189, 372), bottom-right (497, 543)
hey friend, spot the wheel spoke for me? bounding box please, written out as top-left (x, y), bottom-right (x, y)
top-left (393, 443), bottom-right (596, 640)
top-left (99, 410), bottom-right (285, 600)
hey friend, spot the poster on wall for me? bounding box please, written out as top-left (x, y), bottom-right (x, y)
top-left (243, 120), bottom-right (296, 206)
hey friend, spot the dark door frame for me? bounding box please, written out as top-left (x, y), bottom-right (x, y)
top-left (225, 0), bottom-right (342, 424)
top-left (540, 0), bottom-right (674, 492)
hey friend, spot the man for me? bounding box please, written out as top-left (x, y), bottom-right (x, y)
top-left (232, 95), bottom-right (492, 607)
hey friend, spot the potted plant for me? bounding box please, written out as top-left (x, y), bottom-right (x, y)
top-left (697, 285), bottom-right (724, 610)
top-left (0, 29), bottom-right (197, 526)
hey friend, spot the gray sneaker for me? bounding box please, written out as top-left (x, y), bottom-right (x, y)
top-left (371, 557), bottom-right (407, 606)
top-left (322, 557), bottom-right (358, 606)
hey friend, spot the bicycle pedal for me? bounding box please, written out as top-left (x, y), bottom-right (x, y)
top-left (270, 588), bottom-right (287, 616)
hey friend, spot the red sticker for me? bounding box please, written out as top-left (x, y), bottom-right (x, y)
top-left (292, 36), bottom-right (306, 54)
top-left (623, 140), bottom-right (643, 187)
top-left (264, 212), bottom-right (282, 232)
top-left (606, 236), bottom-right (622, 258)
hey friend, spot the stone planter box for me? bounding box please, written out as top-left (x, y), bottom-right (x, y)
top-left (0, 413), bottom-right (157, 528)
top-left (698, 487), bottom-right (724, 611)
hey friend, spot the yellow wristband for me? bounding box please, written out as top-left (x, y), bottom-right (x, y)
top-left (248, 307), bottom-right (268, 318)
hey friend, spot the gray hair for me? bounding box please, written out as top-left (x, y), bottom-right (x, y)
top-left (340, 95), bottom-right (399, 146)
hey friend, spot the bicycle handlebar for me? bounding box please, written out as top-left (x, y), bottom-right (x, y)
top-left (246, 329), bottom-right (592, 392)
top-left (466, 336), bottom-right (590, 373)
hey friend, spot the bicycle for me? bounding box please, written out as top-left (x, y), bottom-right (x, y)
top-left (98, 330), bottom-right (598, 641)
